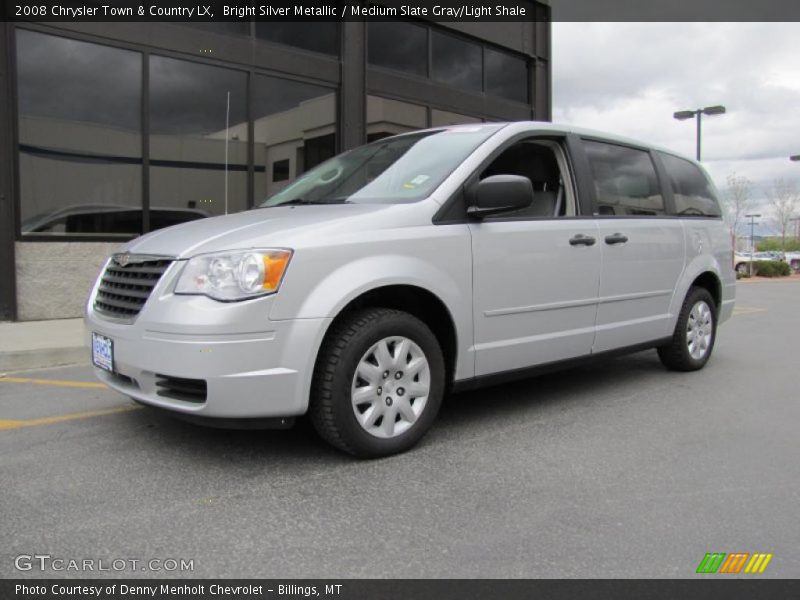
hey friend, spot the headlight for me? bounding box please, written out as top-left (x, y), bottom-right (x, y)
top-left (175, 249), bottom-right (292, 301)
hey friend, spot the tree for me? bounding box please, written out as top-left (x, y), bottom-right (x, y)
top-left (765, 178), bottom-right (800, 249)
top-left (721, 174), bottom-right (753, 251)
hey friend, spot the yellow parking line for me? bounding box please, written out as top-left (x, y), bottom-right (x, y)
top-left (0, 376), bottom-right (106, 389)
top-left (0, 406), bottom-right (139, 431)
top-left (733, 306), bottom-right (767, 316)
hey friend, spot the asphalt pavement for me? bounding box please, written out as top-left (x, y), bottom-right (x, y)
top-left (1, 281), bottom-right (798, 578)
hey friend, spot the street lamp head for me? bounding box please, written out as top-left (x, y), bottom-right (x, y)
top-left (673, 110), bottom-right (696, 120)
top-left (702, 105), bottom-right (726, 116)
top-left (745, 213), bottom-right (761, 218)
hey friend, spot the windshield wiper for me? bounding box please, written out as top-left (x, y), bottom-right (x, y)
top-left (276, 198), bottom-right (328, 206)
top-left (264, 197), bottom-right (351, 207)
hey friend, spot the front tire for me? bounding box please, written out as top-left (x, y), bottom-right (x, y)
top-left (309, 308), bottom-right (445, 458)
top-left (657, 287), bottom-right (717, 372)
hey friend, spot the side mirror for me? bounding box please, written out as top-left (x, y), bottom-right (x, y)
top-left (467, 175), bottom-right (533, 219)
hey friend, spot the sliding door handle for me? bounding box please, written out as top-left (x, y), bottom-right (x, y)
top-left (604, 233), bottom-right (629, 245)
top-left (569, 234), bottom-right (596, 246)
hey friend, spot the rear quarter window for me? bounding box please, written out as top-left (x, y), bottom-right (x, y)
top-left (658, 152), bottom-right (722, 217)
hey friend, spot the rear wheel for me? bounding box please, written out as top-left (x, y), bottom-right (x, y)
top-left (309, 308), bottom-right (445, 458)
top-left (657, 287), bottom-right (717, 371)
top-left (735, 262), bottom-right (748, 275)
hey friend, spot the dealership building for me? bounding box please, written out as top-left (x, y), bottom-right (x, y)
top-left (0, 6), bottom-right (551, 321)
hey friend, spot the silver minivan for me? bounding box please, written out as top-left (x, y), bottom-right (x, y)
top-left (86, 122), bottom-right (736, 457)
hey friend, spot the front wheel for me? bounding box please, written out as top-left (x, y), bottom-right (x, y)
top-left (309, 308), bottom-right (445, 458)
top-left (657, 287), bottom-right (717, 372)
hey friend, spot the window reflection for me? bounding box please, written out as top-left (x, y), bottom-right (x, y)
top-left (431, 31), bottom-right (482, 93)
top-left (368, 21), bottom-right (427, 77)
top-left (485, 48), bottom-right (528, 103)
top-left (16, 30), bottom-right (142, 236)
top-left (256, 23), bottom-right (339, 56)
top-left (252, 74), bottom-right (337, 201)
top-left (149, 56), bottom-right (248, 223)
top-left (430, 109), bottom-right (482, 127)
top-left (367, 96), bottom-right (427, 143)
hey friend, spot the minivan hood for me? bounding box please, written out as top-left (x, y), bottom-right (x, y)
top-left (122, 203), bottom-right (405, 258)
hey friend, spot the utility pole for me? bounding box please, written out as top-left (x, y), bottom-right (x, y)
top-left (745, 213), bottom-right (761, 278)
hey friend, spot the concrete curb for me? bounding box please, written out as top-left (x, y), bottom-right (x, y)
top-left (0, 346), bottom-right (88, 373)
top-left (0, 318), bottom-right (88, 373)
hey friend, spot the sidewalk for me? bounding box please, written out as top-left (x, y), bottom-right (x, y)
top-left (0, 318), bottom-right (87, 373)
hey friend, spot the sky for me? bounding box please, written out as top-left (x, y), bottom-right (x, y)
top-left (551, 22), bottom-right (800, 216)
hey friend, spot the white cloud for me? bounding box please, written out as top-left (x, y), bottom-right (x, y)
top-left (552, 22), bottom-right (800, 197)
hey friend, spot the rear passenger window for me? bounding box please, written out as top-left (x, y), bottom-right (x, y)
top-left (583, 141), bottom-right (665, 216)
top-left (659, 152), bottom-right (722, 217)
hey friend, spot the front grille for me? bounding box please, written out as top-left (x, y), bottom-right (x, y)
top-left (94, 256), bottom-right (172, 319)
top-left (155, 374), bottom-right (207, 404)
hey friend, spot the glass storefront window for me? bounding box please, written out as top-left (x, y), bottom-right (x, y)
top-left (149, 56), bottom-right (248, 222)
top-left (252, 74), bottom-right (337, 202)
top-left (256, 23), bottom-right (339, 56)
top-left (430, 109), bottom-right (482, 127)
top-left (368, 21), bottom-right (427, 77)
top-left (485, 48), bottom-right (528, 103)
top-left (367, 96), bottom-right (428, 142)
top-left (431, 31), bottom-right (482, 93)
top-left (16, 30), bottom-right (142, 237)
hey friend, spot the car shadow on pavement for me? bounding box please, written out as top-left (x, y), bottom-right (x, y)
top-left (437, 349), bottom-right (668, 429)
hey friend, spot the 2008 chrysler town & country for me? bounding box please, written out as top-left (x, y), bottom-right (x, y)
top-left (86, 123), bottom-right (735, 457)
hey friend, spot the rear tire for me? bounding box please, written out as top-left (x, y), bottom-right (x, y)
top-left (309, 308), bottom-right (445, 458)
top-left (657, 287), bottom-right (717, 372)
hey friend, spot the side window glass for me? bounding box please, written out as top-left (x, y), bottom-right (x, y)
top-left (479, 139), bottom-right (569, 219)
top-left (583, 141), bottom-right (665, 216)
top-left (659, 152), bottom-right (722, 217)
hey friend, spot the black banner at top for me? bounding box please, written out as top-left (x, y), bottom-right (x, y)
top-left (3, 0), bottom-right (800, 22)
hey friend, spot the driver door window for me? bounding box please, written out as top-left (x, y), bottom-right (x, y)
top-left (479, 139), bottom-right (575, 219)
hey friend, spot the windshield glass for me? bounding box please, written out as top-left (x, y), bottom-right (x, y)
top-left (259, 124), bottom-right (504, 207)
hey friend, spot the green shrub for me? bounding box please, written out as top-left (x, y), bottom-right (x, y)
top-left (756, 239), bottom-right (800, 252)
top-left (753, 261), bottom-right (791, 277)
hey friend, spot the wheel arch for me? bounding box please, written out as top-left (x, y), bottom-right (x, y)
top-left (316, 284), bottom-right (459, 388)
top-left (690, 271), bottom-right (722, 310)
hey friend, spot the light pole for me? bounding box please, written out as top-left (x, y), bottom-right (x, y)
top-left (673, 105), bottom-right (726, 161)
top-left (745, 213), bottom-right (761, 277)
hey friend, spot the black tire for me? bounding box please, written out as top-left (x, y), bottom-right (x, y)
top-left (309, 308), bottom-right (445, 458)
top-left (657, 287), bottom-right (718, 372)
top-left (735, 262), bottom-right (748, 275)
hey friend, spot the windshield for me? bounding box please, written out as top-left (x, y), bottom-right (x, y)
top-left (259, 124), bottom-right (505, 207)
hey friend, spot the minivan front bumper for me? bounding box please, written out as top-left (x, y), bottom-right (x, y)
top-left (85, 266), bottom-right (330, 419)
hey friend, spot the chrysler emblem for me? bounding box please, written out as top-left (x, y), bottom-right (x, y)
top-left (112, 253), bottom-right (146, 267)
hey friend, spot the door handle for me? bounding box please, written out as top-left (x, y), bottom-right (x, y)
top-left (569, 234), bottom-right (596, 247)
top-left (604, 233), bottom-right (629, 245)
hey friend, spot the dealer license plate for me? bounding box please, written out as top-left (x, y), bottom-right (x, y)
top-left (91, 332), bottom-right (114, 373)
